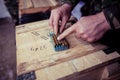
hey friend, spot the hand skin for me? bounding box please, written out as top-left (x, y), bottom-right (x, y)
top-left (57, 12), bottom-right (111, 42)
top-left (49, 4), bottom-right (73, 34)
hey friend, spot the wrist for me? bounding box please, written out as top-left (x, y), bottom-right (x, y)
top-left (97, 12), bottom-right (111, 30)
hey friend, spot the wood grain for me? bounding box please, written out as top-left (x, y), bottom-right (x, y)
top-left (16, 20), bottom-right (120, 79)
top-left (19, 0), bottom-right (59, 14)
top-left (32, 0), bottom-right (58, 8)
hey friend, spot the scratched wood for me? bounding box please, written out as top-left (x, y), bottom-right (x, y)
top-left (16, 21), bottom-right (104, 74)
top-left (16, 20), bottom-right (120, 78)
top-left (19, 0), bottom-right (59, 15)
top-left (35, 51), bottom-right (120, 80)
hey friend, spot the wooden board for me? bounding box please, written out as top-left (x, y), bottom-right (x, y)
top-left (16, 20), bottom-right (120, 79)
top-left (19, 0), bottom-right (33, 9)
top-left (32, 0), bottom-right (58, 8)
top-left (19, 0), bottom-right (59, 15)
top-left (35, 51), bottom-right (120, 80)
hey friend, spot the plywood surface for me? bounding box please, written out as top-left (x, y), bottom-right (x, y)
top-left (35, 51), bottom-right (120, 80)
top-left (19, 0), bottom-right (58, 9)
top-left (19, 0), bottom-right (59, 14)
top-left (16, 20), bottom-right (120, 77)
top-left (32, 0), bottom-right (58, 8)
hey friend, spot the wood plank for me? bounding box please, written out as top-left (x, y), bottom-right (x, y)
top-left (26, 0), bottom-right (33, 8)
top-left (19, 0), bottom-right (24, 9)
top-left (36, 62), bottom-right (76, 80)
top-left (32, 0), bottom-right (58, 8)
top-left (19, 0), bottom-right (59, 15)
top-left (71, 51), bottom-right (120, 72)
top-left (101, 62), bottom-right (120, 80)
top-left (35, 51), bottom-right (120, 80)
top-left (56, 51), bottom-right (120, 80)
top-left (100, 67), bottom-right (109, 79)
top-left (103, 73), bottom-right (120, 80)
top-left (20, 7), bottom-right (51, 14)
top-left (58, 67), bottom-right (105, 80)
top-left (16, 20), bottom-right (107, 75)
top-left (35, 68), bottom-right (49, 80)
top-left (19, 0), bottom-right (33, 9)
top-left (16, 19), bottom-right (120, 79)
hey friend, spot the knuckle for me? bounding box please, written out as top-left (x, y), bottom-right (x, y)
top-left (83, 34), bottom-right (88, 38)
top-left (87, 37), bottom-right (95, 42)
top-left (75, 34), bottom-right (80, 39)
top-left (76, 34), bottom-right (80, 38)
top-left (76, 31), bottom-right (81, 36)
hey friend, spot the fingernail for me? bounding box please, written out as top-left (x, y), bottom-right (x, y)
top-left (57, 36), bottom-right (60, 40)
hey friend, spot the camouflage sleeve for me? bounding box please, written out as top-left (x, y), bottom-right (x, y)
top-left (60, 0), bottom-right (79, 6)
top-left (103, 0), bottom-right (120, 29)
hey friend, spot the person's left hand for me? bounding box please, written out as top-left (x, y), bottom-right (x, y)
top-left (57, 12), bottom-right (111, 42)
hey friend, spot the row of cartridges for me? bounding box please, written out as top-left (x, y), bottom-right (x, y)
top-left (49, 16), bottom-right (77, 51)
top-left (49, 32), bottom-right (69, 51)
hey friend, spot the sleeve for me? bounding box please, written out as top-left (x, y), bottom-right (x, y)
top-left (60, 0), bottom-right (79, 6)
top-left (103, 0), bottom-right (120, 29)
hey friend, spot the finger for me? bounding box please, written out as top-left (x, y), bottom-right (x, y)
top-left (57, 25), bottom-right (75, 40)
top-left (60, 16), bottom-right (68, 33)
top-left (49, 12), bottom-right (54, 27)
top-left (53, 14), bottom-right (60, 34)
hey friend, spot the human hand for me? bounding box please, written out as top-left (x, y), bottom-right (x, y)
top-left (49, 4), bottom-right (73, 34)
top-left (57, 12), bottom-right (111, 42)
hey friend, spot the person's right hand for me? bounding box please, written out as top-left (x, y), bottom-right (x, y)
top-left (49, 4), bottom-right (73, 34)
top-left (57, 12), bottom-right (111, 42)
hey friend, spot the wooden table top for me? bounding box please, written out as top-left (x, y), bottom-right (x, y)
top-left (16, 20), bottom-right (120, 79)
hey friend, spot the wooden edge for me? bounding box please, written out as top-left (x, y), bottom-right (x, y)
top-left (103, 72), bottom-right (120, 80)
top-left (17, 45), bottom-right (106, 75)
top-left (58, 56), bottom-right (120, 80)
top-left (19, 5), bottom-right (59, 15)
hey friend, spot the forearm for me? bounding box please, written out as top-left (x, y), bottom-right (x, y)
top-left (103, 0), bottom-right (120, 29)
